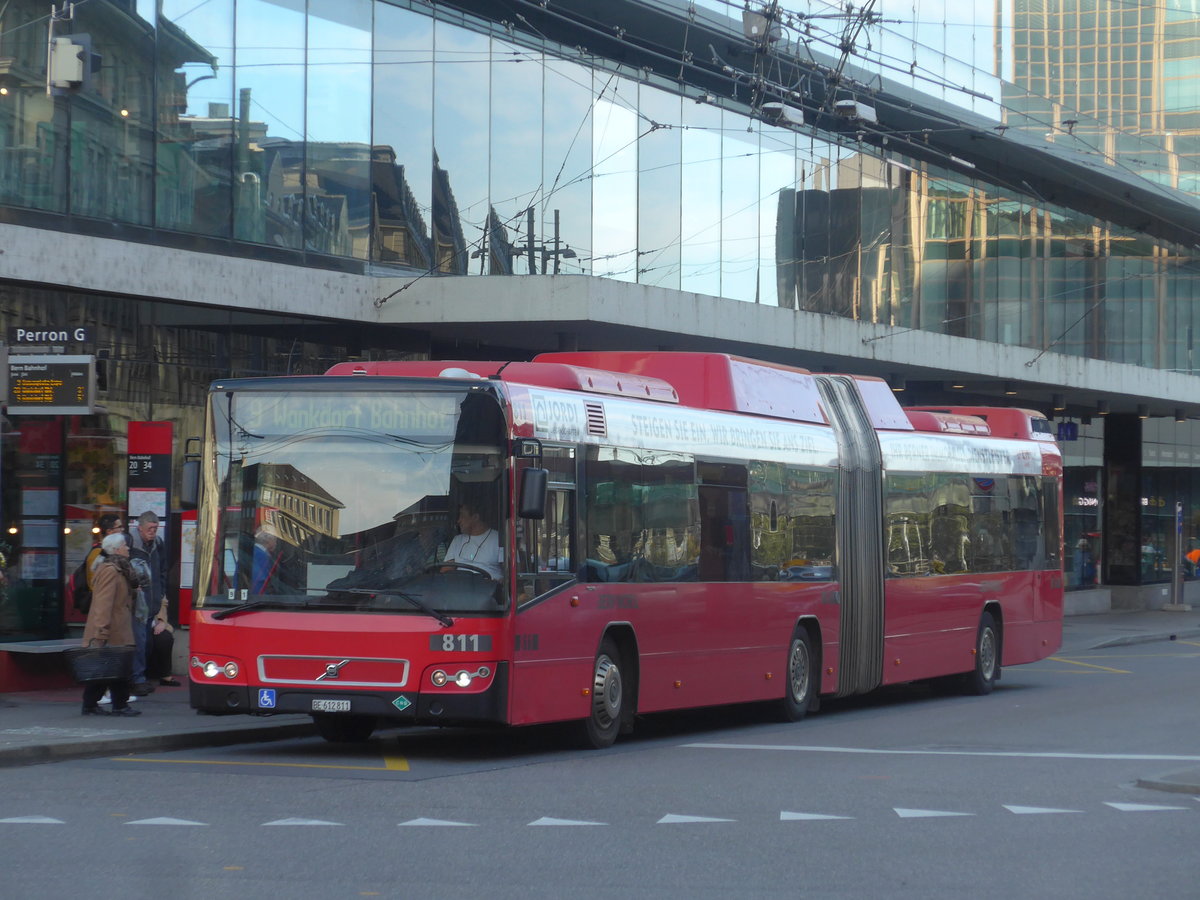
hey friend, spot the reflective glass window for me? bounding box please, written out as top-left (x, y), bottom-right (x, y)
top-left (759, 123), bottom-right (796, 309)
top-left (69, 2), bottom-right (154, 224)
top-left (542, 57), bottom-right (592, 276)
top-left (680, 101), bottom-right (721, 296)
top-left (490, 38), bottom-right (543, 275)
top-left (0, 0), bottom-right (65, 211)
top-left (372, 4), bottom-right (434, 270)
top-left (306, 0), bottom-right (372, 259)
top-left (721, 117), bottom-right (758, 302)
top-left (637, 85), bottom-right (681, 291)
top-left (591, 75), bottom-right (638, 282)
top-left (234, 0), bottom-right (306, 248)
top-left (157, 0), bottom-right (234, 237)
top-left (583, 447), bottom-right (697, 583)
top-left (433, 23), bottom-right (489, 274)
top-left (749, 463), bottom-right (835, 582)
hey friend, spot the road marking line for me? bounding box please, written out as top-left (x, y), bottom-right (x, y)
top-left (1104, 802), bottom-right (1189, 812)
top-left (1045, 656), bottom-right (1131, 673)
top-left (657, 814), bottom-right (735, 824)
top-left (529, 817), bottom-right (607, 826)
top-left (126, 817), bottom-right (206, 826)
top-left (112, 758), bottom-right (408, 772)
top-left (263, 818), bottom-right (344, 826)
top-left (399, 818), bottom-right (477, 827)
top-left (383, 755), bottom-right (410, 771)
top-left (683, 743), bottom-right (1200, 761)
top-left (0, 816), bottom-right (64, 824)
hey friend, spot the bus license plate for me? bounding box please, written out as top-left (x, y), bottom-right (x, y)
top-left (311, 699), bottom-right (351, 712)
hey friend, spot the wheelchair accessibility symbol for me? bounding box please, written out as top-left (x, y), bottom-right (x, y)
top-left (258, 689), bottom-right (276, 709)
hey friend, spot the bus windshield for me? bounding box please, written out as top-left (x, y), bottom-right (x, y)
top-left (195, 385), bottom-right (508, 615)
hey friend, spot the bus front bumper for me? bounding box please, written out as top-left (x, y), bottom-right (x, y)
top-left (189, 662), bottom-right (509, 725)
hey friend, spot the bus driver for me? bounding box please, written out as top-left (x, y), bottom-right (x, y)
top-left (441, 502), bottom-right (501, 580)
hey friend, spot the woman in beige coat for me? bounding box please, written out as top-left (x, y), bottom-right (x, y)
top-left (81, 532), bottom-right (141, 716)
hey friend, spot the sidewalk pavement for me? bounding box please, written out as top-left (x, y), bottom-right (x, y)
top-left (2, 608), bottom-right (1199, 792)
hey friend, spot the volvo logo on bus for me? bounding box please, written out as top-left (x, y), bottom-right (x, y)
top-left (316, 659), bottom-right (351, 681)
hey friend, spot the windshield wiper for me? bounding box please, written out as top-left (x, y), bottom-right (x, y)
top-left (343, 587), bottom-right (453, 627)
top-left (211, 598), bottom-right (291, 620)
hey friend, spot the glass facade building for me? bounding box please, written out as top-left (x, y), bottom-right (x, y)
top-left (3, 0), bottom-right (1200, 645)
top-left (1, 1), bottom-right (1197, 363)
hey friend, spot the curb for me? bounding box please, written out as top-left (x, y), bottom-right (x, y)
top-left (1135, 772), bottom-right (1200, 796)
top-left (0, 721), bottom-right (316, 768)
top-left (1088, 627), bottom-right (1200, 650)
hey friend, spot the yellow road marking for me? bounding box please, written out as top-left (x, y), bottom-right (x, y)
top-left (1045, 656), bottom-right (1131, 674)
top-left (113, 757), bottom-right (410, 772)
top-left (1177, 640), bottom-right (1200, 647)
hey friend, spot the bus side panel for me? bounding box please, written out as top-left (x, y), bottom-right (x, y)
top-left (509, 582), bottom-right (837, 726)
top-left (1002, 569), bottom-right (1064, 665)
top-left (881, 572), bottom-right (1033, 684)
top-left (509, 592), bottom-right (597, 727)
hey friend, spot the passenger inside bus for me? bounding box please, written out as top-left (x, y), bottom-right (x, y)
top-left (251, 527), bottom-right (304, 594)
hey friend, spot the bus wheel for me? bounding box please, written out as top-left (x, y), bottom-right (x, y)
top-left (779, 629), bottom-right (815, 722)
top-left (962, 612), bottom-right (999, 696)
top-left (579, 638), bottom-right (623, 749)
top-left (312, 713), bottom-right (376, 743)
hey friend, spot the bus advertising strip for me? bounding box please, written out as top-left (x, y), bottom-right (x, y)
top-left (185, 353), bottom-right (1063, 748)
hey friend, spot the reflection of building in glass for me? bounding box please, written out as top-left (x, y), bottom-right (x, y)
top-left (1001, 0), bottom-right (1200, 195)
top-left (371, 145), bottom-right (433, 268)
top-left (432, 150), bottom-right (467, 274)
top-left (249, 463), bottom-right (342, 548)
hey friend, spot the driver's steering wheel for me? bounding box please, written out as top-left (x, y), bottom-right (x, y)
top-left (425, 561), bottom-right (493, 579)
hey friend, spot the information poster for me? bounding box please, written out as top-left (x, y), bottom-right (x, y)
top-left (127, 421), bottom-right (173, 522)
top-left (21, 488), bottom-right (59, 517)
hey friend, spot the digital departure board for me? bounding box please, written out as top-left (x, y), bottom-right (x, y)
top-left (5, 354), bottom-right (95, 415)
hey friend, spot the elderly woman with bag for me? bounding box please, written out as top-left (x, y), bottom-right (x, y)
top-left (80, 532), bottom-right (142, 717)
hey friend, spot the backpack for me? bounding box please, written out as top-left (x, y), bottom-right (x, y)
top-left (69, 558), bottom-right (93, 614)
top-left (70, 545), bottom-right (100, 615)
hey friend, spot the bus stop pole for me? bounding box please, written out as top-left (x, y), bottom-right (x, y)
top-left (1166, 500), bottom-right (1191, 611)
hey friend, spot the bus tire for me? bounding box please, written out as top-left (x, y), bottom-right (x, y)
top-left (579, 637), bottom-right (623, 749)
top-left (778, 628), bottom-right (816, 722)
top-left (962, 611), bottom-right (999, 696)
top-left (312, 713), bottom-right (376, 743)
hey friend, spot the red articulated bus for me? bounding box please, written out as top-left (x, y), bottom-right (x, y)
top-left (187, 351), bottom-right (1063, 747)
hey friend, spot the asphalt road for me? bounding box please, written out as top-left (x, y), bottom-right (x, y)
top-left (3, 638), bottom-right (1198, 899)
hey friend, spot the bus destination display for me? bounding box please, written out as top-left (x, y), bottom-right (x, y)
top-left (6, 354), bottom-right (95, 415)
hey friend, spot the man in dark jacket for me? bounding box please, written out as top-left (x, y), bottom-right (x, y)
top-left (128, 510), bottom-right (169, 695)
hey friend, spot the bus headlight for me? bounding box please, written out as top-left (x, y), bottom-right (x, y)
top-left (196, 659), bottom-right (240, 679)
top-left (431, 666), bottom-right (491, 688)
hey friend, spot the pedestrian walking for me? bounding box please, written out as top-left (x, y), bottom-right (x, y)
top-left (80, 533), bottom-right (142, 717)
